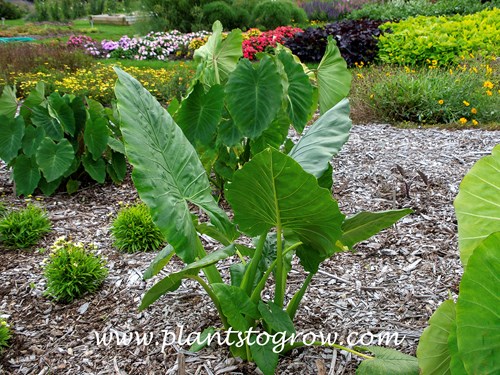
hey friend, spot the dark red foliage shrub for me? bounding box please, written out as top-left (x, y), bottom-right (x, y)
top-left (283, 19), bottom-right (385, 66)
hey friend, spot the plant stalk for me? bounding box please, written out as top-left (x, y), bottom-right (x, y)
top-left (274, 224), bottom-right (284, 307)
top-left (189, 274), bottom-right (229, 329)
top-left (240, 233), bottom-right (267, 296)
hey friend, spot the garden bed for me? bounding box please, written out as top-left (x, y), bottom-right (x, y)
top-left (0, 123), bottom-right (498, 374)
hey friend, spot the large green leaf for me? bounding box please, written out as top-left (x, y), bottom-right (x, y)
top-left (194, 21), bottom-right (242, 86)
top-left (456, 232), bottom-right (500, 374)
top-left (0, 85), bottom-right (18, 118)
top-left (258, 300), bottom-right (295, 335)
top-left (316, 36), bottom-right (352, 114)
top-left (416, 300), bottom-right (455, 375)
top-left (21, 125), bottom-right (45, 157)
top-left (36, 137), bottom-right (75, 182)
top-left (225, 56), bottom-right (283, 138)
top-left (47, 92), bottom-right (75, 136)
top-left (31, 106), bottom-right (64, 141)
top-left (277, 50), bottom-right (313, 133)
top-left (454, 144), bottom-right (500, 266)
top-left (114, 68), bottom-right (235, 263)
top-left (356, 346), bottom-right (419, 375)
top-left (288, 98), bottom-right (351, 178)
top-left (12, 155), bottom-right (40, 196)
top-left (225, 148), bottom-right (344, 261)
top-left (175, 82), bottom-right (224, 147)
top-left (84, 109), bottom-right (109, 160)
top-left (340, 209), bottom-right (413, 249)
top-left (212, 283), bottom-right (260, 331)
top-left (82, 153), bottom-right (106, 183)
top-left (139, 245), bottom-right (236, 310)
top-left (0, 115), bottom-right (24, 164)
top-left (39, 175), bottom-right (62, 195)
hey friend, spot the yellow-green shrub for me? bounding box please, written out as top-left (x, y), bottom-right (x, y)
top-left (377, 8), bottom-right (500, 66)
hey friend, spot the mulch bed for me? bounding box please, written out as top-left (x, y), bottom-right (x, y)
top-left (1, 123), bottom-right (498, 374)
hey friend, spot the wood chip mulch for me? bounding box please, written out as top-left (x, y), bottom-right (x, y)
top-left (0, 123), bottom-right (498, 374)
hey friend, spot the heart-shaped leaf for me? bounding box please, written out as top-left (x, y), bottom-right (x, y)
top-left (21, 125), bottom-right (45, 157)
top-left (31, 106), bottom-right (64, 141)
top-left (317, 36), bottom-right (352, 114)
top-left (225, 148), bottom-right (344, 262)
top-left (36, 137), bottom-right (75, 182)
top-left (225, 56), bottom-right (283, 138)
top-left (82, 153), bottom-right (106, 183)
top-left (194, 20), bottom-right (242, 86)
top-left (47, 92), bottom-right (75, 136)
top-left (175, 82), bottom-right (224, 147)
top-left (0, 115), bottom-right (24, 164)
top-left (13, 155), bottom-right (40, 196)
top-left (0, 85), bottom-right (18, 118)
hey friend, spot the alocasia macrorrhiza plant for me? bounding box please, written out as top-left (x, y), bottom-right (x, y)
top-left (168, 21), bottom-right (352, 190)
top-left (113, 21), bottom-right (416, 374)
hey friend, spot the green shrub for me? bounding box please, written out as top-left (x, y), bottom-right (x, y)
top-left (377, 9), bottom-right (500, 66)
top-left (252, 0), bottom-right (307, 29)
top-left (0, 0), bottom-right (25, 19)
top-left (360, 61), bottom-right (499, 125)
top-left (0, 318), bottom-right (11, 353)
top-left (110, 202), bottom-right (165, 252)
top-left (43, 238), bottom-right (108, 303)
top-left (202, 1), bottom-right (237, 30)
top-left (348, 0), bottom-right (499, 21)
top-left (0, 204), bottom-right (51, 249)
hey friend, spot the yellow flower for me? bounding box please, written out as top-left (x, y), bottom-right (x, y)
top-left (459, 118), bottom-right (467, 124)
top-left (369, 94), bottom-right (374, 99)
top-left (463, 100), bottom-right (470, 106)
top-left (483, 81), bottom-right (494, 89)
top-left (472, 119), bottom-right (479, 126)
top-left (438, 99), bottom-right (444, 105)
top-left (471, 108), bottom-right (477, 114)
top-left (486, 90), bottom-right (492, 96)
top-left (469, 53), bottom-right (474, 59)
top-left (357, 73), bottom-right (364, 79)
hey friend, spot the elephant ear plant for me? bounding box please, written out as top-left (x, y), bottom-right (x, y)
top-left (114, 58), bottom-right (414, 374)
top-left (0, 83), bottom-right (126, 195)
top-left (169, 21), bottom-right (352, 190)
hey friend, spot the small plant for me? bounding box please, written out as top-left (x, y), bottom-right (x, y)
top-left (0, 318), bottom-right (11, 353)
top-left (43, 237), bottom-right (108, 303)
top-left (0, 204), bottom-right (51, 249)
top-left (110, 202), bottom-right (165, 253)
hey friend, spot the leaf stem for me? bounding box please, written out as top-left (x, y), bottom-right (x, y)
top-left (240, 233), bottom-right (267, 296)
top-left (286, 272), bottom-right (313, 320)
top-left (284, 341), bottom-right (374, 360)
top-left (188, 274), bottom-right (229, 329)
top-left (275, 224), bottom-right (284, 307)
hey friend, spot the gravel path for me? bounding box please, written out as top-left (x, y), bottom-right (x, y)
top-left (0, 124), bottom-right (498, 374)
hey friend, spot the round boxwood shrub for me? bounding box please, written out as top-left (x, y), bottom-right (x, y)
top-left (203, 1), bottom-right (237, 29)
top-left (252, 0), bottom-right (308, 30)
